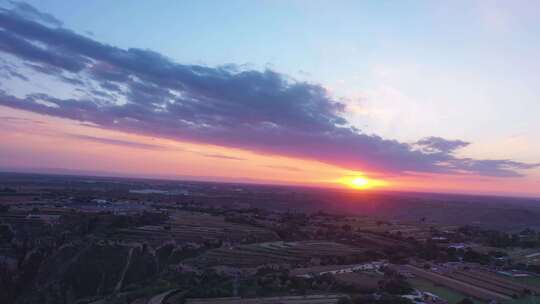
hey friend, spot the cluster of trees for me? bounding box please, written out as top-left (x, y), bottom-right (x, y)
top-left (156, 242), bottom-right (206, 268)
top-left (0, 187), bottom-right (16, 193)
top-left (0, 242), bottom-right (51, 303)
top-left (108, 211), bottom-right (168, 229)
top-left (0, 209), bottom-right (174, 304)
top-left (169, 269), bottom-right (234, 299)
top-left (378, 269), bottom-right (413, 295)
top-left (411, 238), bottom-right (509, 265)
top-left (459, 226), bottom-right (540, 248)
top-left (0, 223), bottom-right (14, 243)
top-left (167, 265), bottom-right (415, 301)
top-left (337, 294), bottom-right (413, 304)
top-left (224, 214), bottom-right (259, 226)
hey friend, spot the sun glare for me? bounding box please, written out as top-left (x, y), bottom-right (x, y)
top-left (350, 177), bottom-right (370, 189)
top-left (338, 175), bottom-right (388, 190)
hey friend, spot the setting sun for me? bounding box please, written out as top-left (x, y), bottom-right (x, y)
top-left (350, 177), bottom-right (370, 189)
top-left (337, 175), bottom-right (389, 190)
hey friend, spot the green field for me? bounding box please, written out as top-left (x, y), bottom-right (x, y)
top-left (505, 296), bottom-right (540, 304)
top-left (409, 278), bottom-right (481, 304)
top-left (512, 276), bottom-right (540, 288)
top-left (410, 276), bottom-right (540, 304)
top-left (507, 275), bottom-right (540, 304)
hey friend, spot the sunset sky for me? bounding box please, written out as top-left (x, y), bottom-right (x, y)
top-left (1, 1), bottom-right (540, 197)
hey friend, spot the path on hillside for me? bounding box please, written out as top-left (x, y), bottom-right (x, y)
top-left (115, 247), bottom-right (134, 292)
top-left (147, 289), bottom-right (178, 304)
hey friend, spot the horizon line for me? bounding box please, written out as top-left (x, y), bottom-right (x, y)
top-left (2, 167), bottom-right (539, 201)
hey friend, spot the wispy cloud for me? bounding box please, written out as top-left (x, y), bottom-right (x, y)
top-left (200, 153), bottom-right (246, 161)
top-left (67, 133), bottom-right (245, 159)
top-left (3, 0), bottom-right (62, 27)
top-left (66, 134), bottom-right (168, 151)
top-left (0, 115), bottom-right (43, 124)
top-left (264, 165), bottom-right (303, 172)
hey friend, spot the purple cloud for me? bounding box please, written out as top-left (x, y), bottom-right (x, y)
top-left (200, 153), bottom-right (246, 161)
top-left (0, 115), bottom-right (43, 124)
top-left (0, 3), bottom-right (538, 177)
top-left (3, 1), bottom-right (62, 27)
top-left (264, 165), bottom-right (303, 172)
top-left (415, 137), bottom-right (470, 154)
top-left (65, 134), bottom-right (167, 151)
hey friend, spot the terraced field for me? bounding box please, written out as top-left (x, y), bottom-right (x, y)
top-left (402, 265), bottom-right (512, 302)
top-left (193, 241), bottom-right (366, 267)
top-left (185, 294), bottom-right (345, 304)
top-left (0, 212), bottom-right (52, 236)
top-left (446, 272), bottom-right (519, 298)
top-left (333, 272), bottom-right (380, 292)
top-left (355, 232), bottom-right (409, 248)
top-left (409, 278), bottom-right (479, 304)
top-left (402, 265), bottom-right (540, 303)
top-left (454, 270), bottom-right (539, 295)
top-left (109, 211), bottom-right (278, 245)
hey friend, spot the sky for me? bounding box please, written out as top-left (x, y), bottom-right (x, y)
top-left (1, 1), bottom-right (540, 197)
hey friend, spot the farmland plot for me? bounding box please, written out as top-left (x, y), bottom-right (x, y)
top-left (109, 211), bottom-right (278, 245)
top-left (185, 294), bottom-right (346, 304)
top-left (193, 241), bottom-right (366, 267)
top-left (402, 265), bottom-right (512, 302)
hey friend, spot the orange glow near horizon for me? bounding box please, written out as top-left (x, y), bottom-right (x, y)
top-left (350, 177), bottom-right (370, 189)
top-left (1, 106), bottom-right (540, 197)
top-left (339, 175), bottom-right (388, 190)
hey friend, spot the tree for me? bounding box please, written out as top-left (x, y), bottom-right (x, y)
top-left (337, 297), bottom-right (352, 304)
top-left (0, 224), bottom-right (14, 243)
top-left (378, 269), bottom-right (413, 295)
top-left (457, 298), bottom-right (474, 304)
top-left (0, 261), bottom-right (17, 304)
